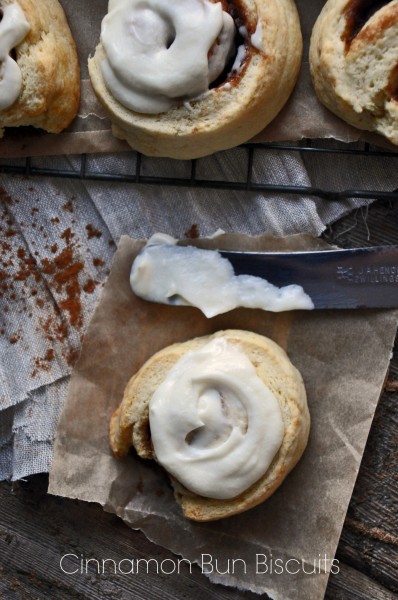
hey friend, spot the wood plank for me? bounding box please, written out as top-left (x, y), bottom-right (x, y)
top-left (336, 381), bottom-right (398, 592)
top-left (0, 473), bottom-right (397, 600)
top-left (0, 477), bottom-right (267, 600)
top-left (323, 198), bottom-right (398, 594)
top-left (323, 198), bottom-right (398, 250)
top-left (326, 563), bottom-right (398, 600)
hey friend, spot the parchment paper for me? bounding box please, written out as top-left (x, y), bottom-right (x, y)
top-left (48, 233), bottom-right (398, 600)
top-left (1, 0), bottom-right (394, 157)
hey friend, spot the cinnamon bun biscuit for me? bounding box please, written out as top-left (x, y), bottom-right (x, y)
top-left (110, 330), bottom-right (310, 521)
top-left (89, 0), bottom-right (303, 159)
top-left (310, 0), bottom-right (398, 145)
top-left (0, 0), bottom-right (80, 137)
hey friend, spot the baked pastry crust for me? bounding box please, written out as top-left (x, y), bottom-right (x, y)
top-left (0, 0), bottom-right (80, 137)
top-left (110, 330), bottom-right (310, 521)
top-left (89, 0), bottom-right (303, 159)
top-left (310, 0), bottom-right (398, 145)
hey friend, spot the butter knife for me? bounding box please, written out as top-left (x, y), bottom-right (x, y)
top-left (220, 246), bottom-right (398, 309)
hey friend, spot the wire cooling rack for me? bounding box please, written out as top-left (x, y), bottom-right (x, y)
top-left (0, 140), bottom-right (397, 201)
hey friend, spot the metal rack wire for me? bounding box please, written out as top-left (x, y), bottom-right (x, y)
top-left (0, 140), bottom-right (397, 201)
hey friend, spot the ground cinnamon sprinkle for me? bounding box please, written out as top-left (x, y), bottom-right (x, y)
top-left (1, 186), bottom-right (115, 381)
top-left (14, 254), bottom-right (41, 284)
top-left (44, 348), bottom-right (55, 362)
top-left (0, 189), bottom-right (95, 376)
top-left (31, 348), bottom-right (55, 376)
top-left (1, 241), bottom-right (11, 253)
top-left (0, 188), bottom-right (13, 205)
top-left (63, 199), bottom-right (74, 213)
top-left (185, 224), bottom-right (200, 239)
top-left (59, 292), bottom-right (83, 328)
top-left (40, 315), bottom-right (67, 343)
top-left (66, 348), bottom-right (80, 366)
top-left (61, 227), bottom-right (74, 243)
top-left (41, 246), bottom-right (85, 328)
top-left (86, 224), bottom-right (102, 239)
top-left (83, 279), bottom-right (98, 294)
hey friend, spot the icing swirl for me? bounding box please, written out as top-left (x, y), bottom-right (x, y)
top-left (0, 2), bottom-right (30, 111)
top-left (149, 337), bottom-right (285, 499)
top-left (100, 0), bottom-right (236, 113)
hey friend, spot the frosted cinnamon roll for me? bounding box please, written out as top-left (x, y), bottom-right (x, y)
top-left (110, 330), bottom-right (310, 521)
top-left (0, 2), bottom-right (29, 112)
top-left (310, 0), bottom-right (398, 145)
top-left (89, 0), bottom-right (303, 159)
top-left (0, 0), bottom-right (80, 138)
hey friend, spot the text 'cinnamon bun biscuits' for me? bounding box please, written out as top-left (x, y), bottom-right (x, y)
top-left (109, 330), bottom-right (310, 521)
top-left (310, 0), bottom-right (398, 145)
top-left (0, 0), bottom-right (80, 138)
top-left (89, 0), bottom-right (303, 159)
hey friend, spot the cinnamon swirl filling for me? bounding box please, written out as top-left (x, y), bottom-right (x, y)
top-left (310, 0), bottom-right (398, 145)
top-left (342, 0), bottom-right (394, 47)
top-left (387, 62), bottom-right (398, 101)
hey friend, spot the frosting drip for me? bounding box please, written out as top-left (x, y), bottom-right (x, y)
top-left (149, 337), bottom-right (285, 499)
top-left (0, 2), bottom-right (30, 111)
top-left (100, 0), bottom-right (236, 113)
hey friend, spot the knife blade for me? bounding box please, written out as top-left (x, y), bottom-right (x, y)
top-left (220, 246), bottom-right (398, 309)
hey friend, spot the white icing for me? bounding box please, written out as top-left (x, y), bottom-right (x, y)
top-left (100, 0), bottom-right (236, 114)
top-left (230, 44), bottom-right (246, 74)
top-left (0, 2), bottom-right (30, 111)
top-left (130, 234), bottom-right (314, 317)
top-left (149, 337), bottom-right (285, 499)
top-left (251, 19), bottom-right (264, 52)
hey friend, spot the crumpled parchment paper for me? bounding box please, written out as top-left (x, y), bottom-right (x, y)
top-left (48, 233), bottom-right (398, 600)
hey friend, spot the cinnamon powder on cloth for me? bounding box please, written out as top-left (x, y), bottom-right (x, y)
top-left (0, 182), bottom-right (113, 410)
top-left (49, 234), bottom-right (398, 600)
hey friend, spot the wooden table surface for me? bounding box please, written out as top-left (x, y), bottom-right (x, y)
top-left (0, 199), bottom-right (397, 600)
